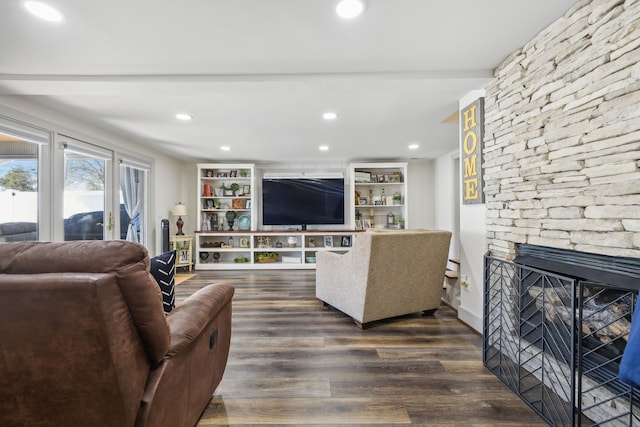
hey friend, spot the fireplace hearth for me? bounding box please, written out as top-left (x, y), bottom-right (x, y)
top-left (484, 245), bottom-right (640, 426)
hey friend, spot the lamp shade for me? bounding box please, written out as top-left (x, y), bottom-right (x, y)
top-left (171, 203), bottom-right (187, 217)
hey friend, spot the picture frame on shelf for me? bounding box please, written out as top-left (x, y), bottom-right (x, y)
top-left (389, 173), bottom-right (401, 182)
top-left (354, 171), bottom-right (371, 183)
top-left (355, 219), bottom-right (363, 230)
top-left (206, 170), bottom-right (213, 177)
top-left (377, 175), bottom-right (385, 183)
top-left (223, 189), bottom-right (234, 196)
top-left (324, 236), bottom-right (333, 247)
top-left (217, 171), bottom-right (228, 178)
top-left (363, 219), bottom-right (372, 229)
top-left (206, 199), bottom-right (214, 209)
top-left (243, 184), bottom-right (251, 195)
top-left (245, 200), bottom-right (252, 209)
top-left (341, 236), bottom-right (351, 247)
top-left (230, 170), bottom-right (238, 177)
top-left (232, 198), bottom-right (245, 209)
top-left (358, 197), bottom-right (369, 205)
top-left (239, 237), bottom-right (250, 248)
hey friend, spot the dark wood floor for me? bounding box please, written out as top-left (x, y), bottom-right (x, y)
top-left (176, 270), bottom-right (545, 426)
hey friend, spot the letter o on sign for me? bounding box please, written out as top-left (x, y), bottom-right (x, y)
top-left (463, 131), bottom-right (477, 155)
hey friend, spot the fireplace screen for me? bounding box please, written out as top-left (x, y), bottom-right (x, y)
top-left (484, 254), bottom-right (640, 426)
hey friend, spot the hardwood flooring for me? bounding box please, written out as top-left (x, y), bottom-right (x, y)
top-left (176, 270), bottom-right (545, 426)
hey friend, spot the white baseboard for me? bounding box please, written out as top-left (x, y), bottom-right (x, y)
top-left (457, 305), bottom-right (482, 333)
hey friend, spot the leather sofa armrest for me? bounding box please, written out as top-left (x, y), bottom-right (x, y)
top-left (165, 283), bottom-right (234, 357)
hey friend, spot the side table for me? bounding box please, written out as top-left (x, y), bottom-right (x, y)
top-left (169, 234), bottom-right (193, 271)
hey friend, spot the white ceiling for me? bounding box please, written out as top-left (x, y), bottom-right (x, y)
top-left (0, 0), bottom-right (576, 163)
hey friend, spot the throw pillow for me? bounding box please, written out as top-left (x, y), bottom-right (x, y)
top-left (150, 250), bottom-right (176, 314)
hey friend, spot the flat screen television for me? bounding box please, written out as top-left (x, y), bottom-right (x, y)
top-left (262, 178), bottom-right (344, 228)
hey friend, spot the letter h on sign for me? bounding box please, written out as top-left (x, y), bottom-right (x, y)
top-left (460, 98), bottom-right (484, 205)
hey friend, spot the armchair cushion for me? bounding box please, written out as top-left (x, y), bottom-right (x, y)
top-left (150, 250), bottom-right (176, 313)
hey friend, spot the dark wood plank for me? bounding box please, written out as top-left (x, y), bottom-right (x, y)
top-left (175, 270), bottom-right (546, 426)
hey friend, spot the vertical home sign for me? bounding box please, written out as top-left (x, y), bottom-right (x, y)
top-left (461, 98), bottom-right (484, 204)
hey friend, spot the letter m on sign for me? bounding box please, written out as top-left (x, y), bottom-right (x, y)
top-left (460, 98), bottom-right (484, 205)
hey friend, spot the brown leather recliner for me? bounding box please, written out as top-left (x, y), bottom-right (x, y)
top-left (0, 240), bottom-right (234, 427)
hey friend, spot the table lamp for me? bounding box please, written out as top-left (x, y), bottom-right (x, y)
top-left (171, 202), bottom-right (187, 235)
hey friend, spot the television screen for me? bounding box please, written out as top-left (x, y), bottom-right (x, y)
top-left (262, 178), bottom-right (344, 227)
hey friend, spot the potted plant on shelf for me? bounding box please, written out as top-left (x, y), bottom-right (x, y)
top-left (397, 216), bottom-right (405, 229)
top-left (230, 182), bottom-right (240, 195)
top-left (393, 192), bottom-right (402, 205)
top-left (255, 252), bottom-right (277, 263)
top-left (239, 170), bottom-right (248, 178)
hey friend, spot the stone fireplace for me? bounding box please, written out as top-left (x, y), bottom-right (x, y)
top-left (480, 0), bottom-right (640, 425)
top-left (483, 0), bottom-right (640, 262)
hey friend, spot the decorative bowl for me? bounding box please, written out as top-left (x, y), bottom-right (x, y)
top-left (237, 214), bottom-right (251, 230)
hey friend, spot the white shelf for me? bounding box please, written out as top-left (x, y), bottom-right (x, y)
top-left (195, 230), bottom-right (358, 270)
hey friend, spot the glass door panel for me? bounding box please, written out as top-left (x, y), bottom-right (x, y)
top-left (63, 142), bottom-right (113, 241)
top-left (0, 134), bottom-right (40, 242)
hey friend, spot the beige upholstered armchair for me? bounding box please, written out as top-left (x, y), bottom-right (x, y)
top-left (316, 229), bottom-right (452, 328)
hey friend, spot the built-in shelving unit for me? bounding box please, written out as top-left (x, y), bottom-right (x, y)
top-left (195, 230), bottom-right (358, 270)
top-left (194, 162), bottom-right (408, 270)
top-left (349, 162), bottom-right (408, 230)
top-left (197, 163), bottom-right (256, 232)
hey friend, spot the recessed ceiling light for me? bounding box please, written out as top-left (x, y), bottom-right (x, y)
top-left (23, 1), bottom-right (64, 22)
top-left (175, 113), bottom-right (192, 121)
top-left (322, 112), bottom-right (338, 120)
top-left (220, 146), bottom-right (231, 152)
top-left (319, 145), bottom-right (329, 151)
top-left (336, 0), bottom-right (365, 19)
top-left (409, 144), bottom-right (420, 150)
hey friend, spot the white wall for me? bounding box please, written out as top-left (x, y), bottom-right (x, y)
top-left (433, 150), bottom-right (459, 256)
top-left (0, 96), bottom-right (185, 255)
top-left (434, 149), bottom-right (460, 309)
top-left (407, 159), bottom-right (434, 229)
top-left (457, 90), bottom-right (486, 332)
top-left (178, 162), bottom-right (198, 235)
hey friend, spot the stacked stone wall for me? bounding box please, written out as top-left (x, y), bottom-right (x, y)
top-left (484, 0), bottom-right (640, 260)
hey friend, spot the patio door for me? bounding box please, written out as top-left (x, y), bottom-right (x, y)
top-left (62, 137), bottom-right (115, 241)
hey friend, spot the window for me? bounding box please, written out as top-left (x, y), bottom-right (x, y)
top-left (0, 117), bottom-right (50, 242)
top-left (0, 114), bottom-right (154, 250)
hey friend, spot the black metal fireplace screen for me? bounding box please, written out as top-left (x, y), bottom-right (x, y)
top-left (483, 253), bottom-right (640, 426)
